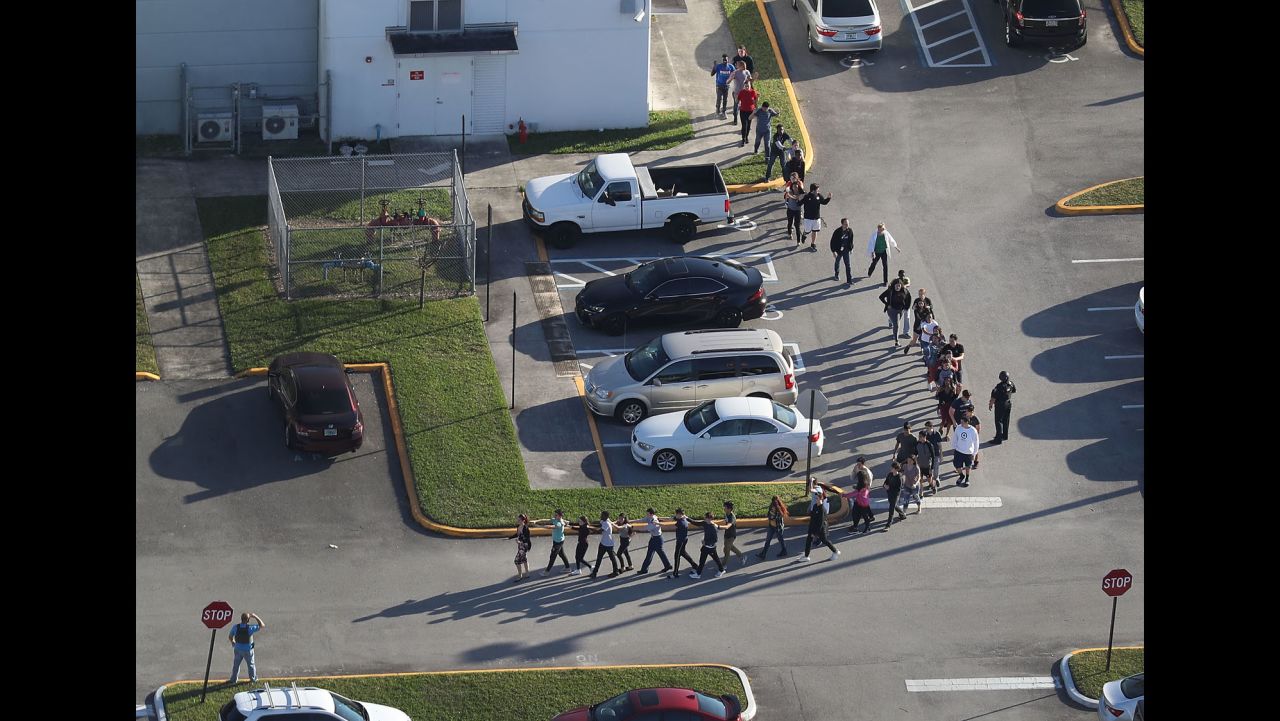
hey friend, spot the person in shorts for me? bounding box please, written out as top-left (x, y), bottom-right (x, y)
top-left (799, 183), bottom-right (833, 249)
top-left (951, 416), bottom-right (979, 487)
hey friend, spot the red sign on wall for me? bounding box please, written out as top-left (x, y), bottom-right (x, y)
top-left (410, 70), bottom-right (425, 80)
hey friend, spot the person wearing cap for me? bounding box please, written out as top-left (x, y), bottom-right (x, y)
top-left (688, 512), bottom-right (726, 579)
top-left (636, 508), bottom-right (673, 575)
top-left (988, 371), bottom-right (1017, 444)
top-left (535, 509), bottom-right (571, 577)
top-left (670, 508), bottom-right (698, 578)
top-left (951, 416), bottom-right (980, 487)
top-left (799, 486), bottom-right (839, 561)
top-left (711, 54), bottom-right (735, 119)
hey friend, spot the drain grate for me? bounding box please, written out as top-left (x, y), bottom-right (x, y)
top-left (526, 262), bottom-right (581, 377)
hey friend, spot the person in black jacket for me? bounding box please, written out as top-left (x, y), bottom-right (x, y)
top-left (799, 487), bottom-right (840, 562)
top-left (878, 279), bottom-right (912, 347)
top-left (568, 515), bottom-right (593, 575)
top-left (784, 148), bottom-right (806, 184)
top-left (800, 183), bottom-right (833, 249)
top-left (670, 508), bottom-right (699, 578)
top-left (830, 218), bottom-right (855, 284)
top-left (988, 371), bottom-right (1017, 443)
top-left (688, 512), bottom-right (726, 579)
top-left (766, 124), bottom-right (792, 180)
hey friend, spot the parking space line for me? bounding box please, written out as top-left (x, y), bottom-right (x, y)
top-left (1122, 404), bottom-right (1144, 409)
top-left (911, 0), bottom-right (949, 10)
top-left (925, 28), bottom-right (976, 49)
top-left (573, 376), bottom-right (613, 488)
top-left (1070, 258), bottom-right (1144, 263)
top-left (933, 47), bottom-right (983, 65)
top-left (1087, 306), bottom-right (1133, 312)
top-left (579, 262), bottom-right (617, 276)
top-left (919, 9), bottom-right (966, 29)
top-left (553, 271), bottom-right (588, 289)
top-left (577, 349), bottom-right (631, 355)
top-left (1104, 354), bottom-right (1144, 360)
top-left (906, 0), bottom-right (992, 68)
top-left (603, 442), bottom-right (630, 448)
top-left (905, 677), bottom-right (1058, 692)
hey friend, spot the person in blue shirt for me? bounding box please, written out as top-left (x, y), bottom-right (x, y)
top-left (537, 509), bottom-right (572, 576)
top-left (670, 508), bottom-right (698, 578)
top-left (710, 54), bottom-right (735, 119)
top-left (227, 612), bottom-right (265, 684)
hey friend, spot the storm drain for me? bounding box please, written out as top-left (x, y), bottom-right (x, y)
top-left (526, 261), bottom-right (581, 377)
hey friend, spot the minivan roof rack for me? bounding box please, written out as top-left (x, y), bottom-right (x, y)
top-left (682, 328), bottom-right (762, 335)
top-left (690, 347), bottom-right (766, 354)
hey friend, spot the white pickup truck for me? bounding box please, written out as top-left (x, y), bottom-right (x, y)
top-left (522, 153), bottom-right (733, 248)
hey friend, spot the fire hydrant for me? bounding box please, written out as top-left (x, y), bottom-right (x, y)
top-left (518, 117), bottom-right (528, 144)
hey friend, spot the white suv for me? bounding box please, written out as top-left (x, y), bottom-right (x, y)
top-left (218, 684), bottom-right (411, 721)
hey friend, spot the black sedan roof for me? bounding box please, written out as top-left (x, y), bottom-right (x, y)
top-left (646, 256), bottom-right (748, 281)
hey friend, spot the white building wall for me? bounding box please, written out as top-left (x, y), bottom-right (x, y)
top-left (321, 0), bottom-right (649, 139)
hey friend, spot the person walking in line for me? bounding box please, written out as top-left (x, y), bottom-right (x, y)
top-left (845, 475), bottom-right (875, 534)
top-left (951, 416), bottom-right (980, 487)
top-left (736, 80), bottom-right (759, 146)
top-left (967, 411), bottom-right (984, 470)
top-left (917, 429), bottom-right (939, 496)
top-left (729, 60), bottom-right (752, 124)
top-left (950, 389), bottom-right (975, 431)
top-left (569, 515), bottom-right (593, 575)
top-left (928, 350), bottom-right (958, 393)
top-left (894, 269), bottom-right (911, 292)
top-left (830, 218), bottom-right (855, 284)
top-left (942, 333), bottom-right (966, 385)
top-left (509, 514), bottom-right (532, 582)
top-left (799, 486), bottom-right (839, 562)
top-left (689, 512), bottom-right (726, 578)
top-left (589, 511), bottom-right (621, 578)
top-left (893, 421), bottom-right (917, 467)
top-left (935, 379), bottom-right (960, 440)
top-left (757, 495), bottom-right (790, 558)
top-left (866, 222), bottom-right (900, 286)
top-left (734, 44), bottom-right (756, 74)
top-left (910, 310), bottom-right (940, 361)
top-left (670, 508), bottom-right (699, 578)
top-left (227, 612), bottom-right (265, 684)
top-left (636, 508), bottom-right (674, 575)
top-left (847, 457), bottom-right (873, 533)
top-left (902, 456), bottom-right (924, 514)
top-left (909, 288), bottom-right (933, 345)
top-left (882, 462), bottom-right (907, 530)
top-left (988, 371), bottom-right (1017, 444)
top-left (924, 421), bottom-right (944, 487)
top-left (536, 509), bottom-right (572, 576)
top-left (752, 102), bottom-right (779, 155)
top-left (765, 124), bottom-right (792, 180)
top-left (784, 148), bottom-right (806, 184)
top-left (800, 183), bottom-right (833, 249)
top-left (722, 501), bottom-right (746, 567)
top-left (615, 513), bottom-right (634, 571)
top-left (710, 54), bottom-right (734, 119)
top-left (783, 175), bottom-right (805, 244)
top-left (879, 278), bottom-right (912, 347)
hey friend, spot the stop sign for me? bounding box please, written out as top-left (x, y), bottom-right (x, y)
top-left (1101, 569), bottom-right (1133, 597)
top-left (202, 600), bottom-right (235, 629)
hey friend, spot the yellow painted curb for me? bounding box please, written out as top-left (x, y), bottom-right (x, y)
top-left (136, 371), bottom-right (160, 381)
top-left (1068, 645), bottom-right (1144, 654)
top-left (1055, 176), bottom-right (1144, 216)
top-left (725, 0), bottom-right (816, 194)
top-left (574, 375), bottom-right (614, 488)
top-left (166, 662), bottom-right (748, 686)
top-left (1108, 0), bottom-right (1144, 58)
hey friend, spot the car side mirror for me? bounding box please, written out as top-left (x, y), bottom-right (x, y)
top-left (651, 378), bottom-right (663, 386)
top-left (701, 433), bottom-right (711, 439)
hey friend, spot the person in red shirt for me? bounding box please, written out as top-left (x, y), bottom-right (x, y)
top-left (737, 80), bottom-right (759, 147)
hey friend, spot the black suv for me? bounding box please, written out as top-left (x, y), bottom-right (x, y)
top-left (998, 0), bottom-right (1087, 48)
top-left (574, 256), bottom-right (766, 336)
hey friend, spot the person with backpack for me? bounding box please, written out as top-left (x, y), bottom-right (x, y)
top-left (988, 371), bottom-right (1017, 444)
top-left (879, 278), bottom-right (912, 348)
top-left (227, 612), bottom-right (265, 684)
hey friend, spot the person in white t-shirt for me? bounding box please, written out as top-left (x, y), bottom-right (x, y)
top-left (589, 511), bottom-right (620, 578)
top-left (950, 417), bottom-right (980, 487)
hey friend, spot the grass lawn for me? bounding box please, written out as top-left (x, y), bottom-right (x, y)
top-left (161, 666), bottom-right (746, 721)
top-left (1120, 0), bottom-right (1144, 48)
top-left (718, 0), bottom-right (801, 186)
top-left (507, 111), bottom-right (694, 156)
top-left (1067, 647), bottom-right (1143, 700)
top-left (1063, 177), bottom-right (1144, 207)
top-left (201, 196), bottom-right (819, 527)
top-left (136, 272), bottom-right (158, 374)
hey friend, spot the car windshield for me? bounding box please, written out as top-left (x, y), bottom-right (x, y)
top-left (772, 402), bottom-right (798, 429)
top-left (624, 337), bottom-right (671, 381)
top-left (577, 161), bottom-right (606, 199)
top-left (823, 0), bottom-right (874, 18)
top-left (1021, 0), bottom-right (1081, 15)
top-left (298, 382), bottom-right (352, 415)
top-left (684, 400), bottom-right (720, 435)
top-left (696, 693), bottom-right (729, 719)
top-left (328, 692), bottom-right (369, 721)
top-left (626, 260), bottom-right (662, 294)
top-left (591, 691), bottom-right (634, 721)
top-left (1120, 673), bottom-right (1144, 699)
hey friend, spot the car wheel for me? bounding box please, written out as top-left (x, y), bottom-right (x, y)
top-left (1078, 33), bottom-right (1088, 48)
top-left (715, 308), bottom-right (743, 328)
top-left (653, 449), bottom-right (682, 472)
top-left (285, 424), bottom-right (297, 450)
top-left (768, 448), bottom-right (797, 471)
top-left (601, 313), bottom-right (628, 336)
top-left (1005, 20), bottom-right (1020, 47)
top-left (666, 216), bottom-right (696, 243)
top-left (807, 28), bottom-right (818, 54)
top-left (615, 399), bottom-right (647, 425)
top-left (547, 223), bottom-right (580, 249)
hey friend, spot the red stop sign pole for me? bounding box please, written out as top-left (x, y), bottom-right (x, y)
top-left (200, 601), bottom-right (235, 703)
top-left (1101, 570), bottom-right (1133, 671)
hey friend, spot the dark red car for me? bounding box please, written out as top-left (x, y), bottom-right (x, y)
top-left (551, 687), bottom-right (743, 721)
top-left (267, 352), bottom-right (364, 454)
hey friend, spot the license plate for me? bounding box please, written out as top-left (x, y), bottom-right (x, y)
top-left (1045, 19), bottom-right (1058, 26)
top-left (842, 33), bottom-right (858, 40)
top-left (324, 428), bottom-right (338, 437)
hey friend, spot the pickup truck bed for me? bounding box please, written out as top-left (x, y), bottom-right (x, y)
top-left (636, 165), bottom-right (726, 199)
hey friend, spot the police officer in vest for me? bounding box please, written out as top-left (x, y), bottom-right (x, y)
top-left (227, 611), bottom-right (265, 684)
top-left (987, 371), bottom-right (1017, 444)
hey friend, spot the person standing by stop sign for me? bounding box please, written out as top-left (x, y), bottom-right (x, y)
top-left (227, 612), bottom-right (265, 684)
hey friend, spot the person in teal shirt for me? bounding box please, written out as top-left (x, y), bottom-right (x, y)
top-left (536, 509), bottom-right (571, 575)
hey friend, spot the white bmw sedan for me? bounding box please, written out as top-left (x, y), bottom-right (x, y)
top-left (631, 397), bottom-right (823, 473)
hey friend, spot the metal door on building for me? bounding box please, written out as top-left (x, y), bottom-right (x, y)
top-left (397, 57), bottom-right (473, 135)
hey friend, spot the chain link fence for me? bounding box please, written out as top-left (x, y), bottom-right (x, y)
top-left (267, 152), bottom-right (475, 301)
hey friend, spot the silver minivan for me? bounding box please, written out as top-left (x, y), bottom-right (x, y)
top-left (795, 0), bottom-right (883, 53)
top-left (584, 328), bottom-right (799, 425)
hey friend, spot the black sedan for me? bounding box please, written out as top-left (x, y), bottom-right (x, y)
top-left (574, 256), bottom-right (766, 335)
top-left (267, 352), bottom-right (364, 454)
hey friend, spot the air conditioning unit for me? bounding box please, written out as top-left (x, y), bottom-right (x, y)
top-left (196, 111), bottom-right (233, 143)
top-left (262, 103), bottom-right (299, 140)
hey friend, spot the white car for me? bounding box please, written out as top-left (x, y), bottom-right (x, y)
top-left (219, 684), bottom-right (411, 721)
top-left (1134, 286), bottom-right (1144, 334)
top-left (1097, 672), bottom-right (1143, 720)
top-left (631, 397), bottom-right (822, 472)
